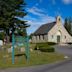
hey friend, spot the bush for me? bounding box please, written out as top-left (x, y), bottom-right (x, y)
top-left (47, 42), bottom-right (56, 45)
top-left (34, 44), bottom-right (55, 52)
top-left (36, 43), bottom-right (48, 47)
top-left (34, 42), bottom-right (55, 52)
top-left (36, 42), bottom-right (56, 46)
top-left (0, 32), bottom-right (5, 40)
top-left (67, 42), bottom-right (72, 45)
top-left (39, 46), bottom-right (55, 52)
top-left (34, 45), bottom-right (40, 50)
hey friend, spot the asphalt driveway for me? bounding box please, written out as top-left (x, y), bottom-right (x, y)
top-left (54, 44), bottom-right (72, 57)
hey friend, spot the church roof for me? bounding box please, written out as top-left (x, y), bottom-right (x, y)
top-left (33, 21), bottom-right (56, 35)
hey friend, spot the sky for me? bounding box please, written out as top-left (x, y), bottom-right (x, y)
top-left (23, 0), bottom-right (72, 35)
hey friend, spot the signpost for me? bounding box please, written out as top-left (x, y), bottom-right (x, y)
top-left (12, 29), bottom-right (30, 64)
top-left (12, 31), bottom-right (15, 64)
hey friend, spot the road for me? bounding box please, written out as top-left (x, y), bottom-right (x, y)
top-left (0, 44), bottom-right (72, 72)
top-left (54, 45), bottom-right (72, 57)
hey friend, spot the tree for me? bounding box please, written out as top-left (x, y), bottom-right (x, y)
top-left (29, 33), bottom-right (33, 39)
top-left (0, 32), bottom-right (5, 40)
top-left (0, 0), bottom-right (30, 64)
top-left (0, 0), bottom-right (29, 38)
top-left (64, 17), bottom-right (72, 36)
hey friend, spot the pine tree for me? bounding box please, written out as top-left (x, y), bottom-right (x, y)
top-left (0, 0), bottom-right (29, 41)
top-left (64, 17), bottom-right (72, 36)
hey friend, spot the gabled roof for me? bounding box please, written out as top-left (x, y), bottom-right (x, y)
top-left (33, 22), bottom-right (56, 35)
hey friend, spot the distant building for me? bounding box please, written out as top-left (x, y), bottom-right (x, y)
top-left (31, 16), bottom-right (72, 43)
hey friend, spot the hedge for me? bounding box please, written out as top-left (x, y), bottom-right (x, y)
top-left (36, 42), bottom-right (56, 46)
top-left (39, 46), bottom-right (55, 52)
top-left (34, 45), bottom-right (55, 52)
top-left (34, 42), bottom-right (55, 52)
top-left (0, 32), bottom-right (5, 40)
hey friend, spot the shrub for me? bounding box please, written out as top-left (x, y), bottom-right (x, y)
top-left (36, 43), bottom-right (48, 47)
top-left (67, 42), bottom-right (72, 45)
top-left (34, 42), bottom-right (55, 52)
top-left (39, 46), bottom-right (55, 52)
top-left (47, 42), bottom-right (56, 45)
top-left (0, 32), bottom-right (5, 40)
top-left (36, 42), bottom-right (56, 46)
top-left (34, 45), bottom-right (40, 50)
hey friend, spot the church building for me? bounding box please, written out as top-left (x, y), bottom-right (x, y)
top-left (31, 16), bottom-right (72, 43)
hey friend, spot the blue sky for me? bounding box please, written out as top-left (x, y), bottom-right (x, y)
top-left (24, 0), bottom-right (72, 35)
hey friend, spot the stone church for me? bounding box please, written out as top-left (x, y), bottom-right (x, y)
top-left (31, 16), bottom-right (72, 43)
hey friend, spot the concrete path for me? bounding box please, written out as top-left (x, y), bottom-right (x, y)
top-left (0, 45), bottom-right (72, 72)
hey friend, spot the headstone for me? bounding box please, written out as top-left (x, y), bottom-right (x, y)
top-left (7, 46), bottom-right (13, 53)
top-left (0, 40), bottom-right (3, 46)
top-left (8, 48), bottom-right (12, 53)
top-left (14, 45), bottom-right (17, 48)
top-left (30, 48), bottom-right (33, 52)
top-left (64, 56), bottom-right (69, 59)
top-left (21, 47), bottom-right (25, 52)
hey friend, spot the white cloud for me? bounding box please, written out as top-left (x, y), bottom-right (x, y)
top-left (26, 15), bottom-right (55, 35)
top-left (26, 15), bottom-right (55, 25)
top-left (26, 15), bottom-right (64, 35)
top-left (27, 7), bottom-right (45, 16)
top-left (25, 15), bottom-right (37, 21)
top-left (26, 16), bottom-right (55, 35)
top-left (26, 7), bottom-right (55, 24)
top-left (25, 7), bottom-right (56, 34)
top-left (62, 0), bottom-right (72, 4)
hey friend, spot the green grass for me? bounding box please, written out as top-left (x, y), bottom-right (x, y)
top-left (0, 50), bottom-right (65, 69)
top-left (0, 43), bottom-right (65, 68)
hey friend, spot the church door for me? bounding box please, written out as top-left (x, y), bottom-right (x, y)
top-left (57, 35), bottom-right (60, 43)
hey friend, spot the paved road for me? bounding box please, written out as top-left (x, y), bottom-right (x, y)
top-left (54, 45), bottom-right (72, 57)
top-left (1, 45), bottom-right (72, 72)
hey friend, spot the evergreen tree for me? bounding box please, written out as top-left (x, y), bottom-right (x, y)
top-left (64, 17), bottom-right (72, 36)
top-left (0, 0), bottom-right (29, 41)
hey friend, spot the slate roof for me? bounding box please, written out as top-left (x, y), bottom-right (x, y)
top-left (33, 22), bottom-right (56, 35)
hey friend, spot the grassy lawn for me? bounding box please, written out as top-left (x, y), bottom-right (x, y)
top-left (0, 43), bottom-right (65, 68)
top-left (0, 51), bottom-right (65, 68)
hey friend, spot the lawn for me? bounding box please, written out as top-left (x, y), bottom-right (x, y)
top-left (0, 43), bottom-right (65, 68)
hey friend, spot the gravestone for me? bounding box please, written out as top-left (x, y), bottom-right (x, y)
top-left (0, 40), bottom-right (3, 50)
top-left (0, 40), bottom-right (3, 46)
